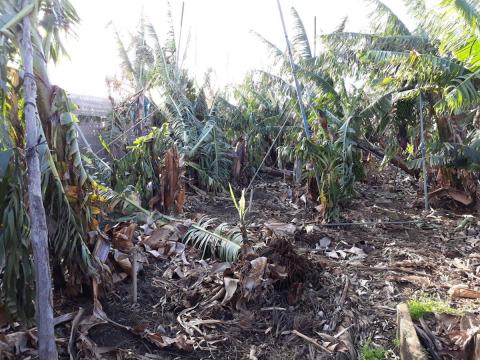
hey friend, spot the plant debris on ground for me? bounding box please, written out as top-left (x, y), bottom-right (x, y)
top-left (2, 166), bottom-right (479, 359)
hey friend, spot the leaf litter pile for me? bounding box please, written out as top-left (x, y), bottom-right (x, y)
top-left (3, 168), bottom-right (480, 359)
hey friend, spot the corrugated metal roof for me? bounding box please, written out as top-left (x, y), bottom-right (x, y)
top-left (70, 94), bottom-right (112, 117)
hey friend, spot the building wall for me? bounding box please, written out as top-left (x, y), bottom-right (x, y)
top-left (77, 115), bottom-right (107, 156)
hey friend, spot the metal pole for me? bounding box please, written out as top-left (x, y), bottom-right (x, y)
top-left (176, 1), bottom-right (185, 70)
top-left (313, 16), bottom-right (317, 57)
top-left (419, 94), bottom-right (429, 210)
top-left (276, 0), bottom-right (311, 139)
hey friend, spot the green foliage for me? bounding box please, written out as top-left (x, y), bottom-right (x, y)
top-left (108, 16), bottom-right (233, 193)
top-left (229, 184), bottom-right (247, 224)
top-left (295, 137), bottom-right (357, 221)
top-left (358, 340), bottom-right (388, 360)
top-left (183, 218), bottom-right (243, 262)
top-left (407, 298), bottom-right (463, 320)
top-left (113, 125), bottom-right (171, 206)
top-left (0, 152), bottom-right (34, 322)
top-left (0, 0), bottom-right (101, 322)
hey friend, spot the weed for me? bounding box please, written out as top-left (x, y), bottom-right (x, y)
top-left (359, 340), bottom-right (388, 360)
top-left (407, 298), bottom-right (463, 320)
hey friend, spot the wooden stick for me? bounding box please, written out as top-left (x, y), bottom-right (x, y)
top-left (68, 308), bottom-right (85, 360)
top-left (131, 246), bottom-right (138, 304)
top-left (292, 330), bottom-right (331, 353)
top-left (397, 303), bottom-right (428, 360)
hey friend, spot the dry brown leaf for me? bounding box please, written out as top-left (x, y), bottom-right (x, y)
top-left (0, 331), bottom-right (32, 355)
top-left (113, 250), bottom-right (132, 275)
top-left (222, 277), bottom-right (239, 304)
top-left (174, 334), bottom-right (194, 352)
top-left (144, 227), bottom-right (173, 249)
top-left (111, 223), bottom-right (137, 252)
top-left (266, 264), bottom-right (287, 281)
top-left (449, 286), bottom-right (480, 299)
top-left (447, 188), bottom-right (473, 206)
top-left (112, 272), bottom-right (128, 283)
top-left (429, 187), bottom-right (473, 206)
top-left (264, 222), bottom-right (296, 237)
top-left (242, 257), bottom-right (268, 299)
top-left (160, 147), bottom-right (186, 213)
top-left (143, 331), bottom-right (177, 348)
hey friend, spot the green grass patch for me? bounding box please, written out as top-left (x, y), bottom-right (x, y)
top-left (359, 341), bottom-right (388, 360)
top-left (407, 298), bottom-right (463, 320)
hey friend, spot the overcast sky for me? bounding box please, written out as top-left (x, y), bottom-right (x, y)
top-left (48, 0), bottom-right (410, 97)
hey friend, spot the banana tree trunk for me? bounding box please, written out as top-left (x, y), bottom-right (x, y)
top-left (19, 3), bottom-right (58, 359)
top-left (30, 29), bottom-right (52, 134)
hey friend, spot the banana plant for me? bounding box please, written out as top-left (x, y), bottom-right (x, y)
top-left (0, 0), bottom-right (100, 324)
top-left (229, 184), bottom-right (248, 243)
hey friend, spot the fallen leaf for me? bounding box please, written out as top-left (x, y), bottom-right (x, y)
top-left (222, 277), bottom-right (239, 304)
top-left (144, 227), bottom-right (173, 249)
top-left (113, 250), bottom-right (132, 274)
top-left (449, 285), bottom-right (480, 299)
top-left (305, 224), bottom-right (320, 234)
top-left (326, 250), bottom-right (339, 259)
top-left (111, 223), bottom-right (137, 252)
top-left (346, 246), bottom-right (367, 259)
top-left (318, 237), bottom-right (332, 249)
top-left (242, 257), bottom-right (268, 298)
top-left (264, 222), bottom-right (296, 237)
top-left (143, 331), bottom-right (177, 348)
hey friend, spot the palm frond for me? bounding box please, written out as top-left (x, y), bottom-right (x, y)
top-left (113, 28), bottom-right (135, 82)
top-left (290, 7), bottom-right (312, 60)
top-left (435, 71), bottom-right (480, 113)
top-left (0, 151), bottom-right (35, 322)
top-left (441, 0), bottom-right (480, 32)
top-left (250, 30), bottom-right (286, 67)
top-left (183, 218), bottom-right (242, 262)
top-left (357, 92), bottom-right (393, 121)
top-left (333, 17), bottom-right (348, 33)
top-left (367, 0), bottom-right (411, 35)
top-left (362, 50), bottom-right (467, 86)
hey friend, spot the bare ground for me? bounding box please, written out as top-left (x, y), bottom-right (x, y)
top-left (42, 168), bottom-right (480, 359)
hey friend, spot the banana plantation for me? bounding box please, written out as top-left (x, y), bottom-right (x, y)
top-left (1, 0), bottom-right (480, 359)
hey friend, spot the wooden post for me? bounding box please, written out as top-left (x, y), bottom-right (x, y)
top-left (19, 1), bottom-right (58, 358)
top-left (397, 303), bottom-right (427, 360)
top-left (131, 247), bottom-right (138, 304)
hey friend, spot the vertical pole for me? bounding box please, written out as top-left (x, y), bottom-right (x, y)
top-left (131, 247), bottom-right (138, 304)
top-left (19, 1), bottom-right (58, 358)
top-left (419, 95), bottom-right (429, 210)
top-left (176, 1), bottom-right (185, 70)
top-left (313, 16), bottom-right (317, 57)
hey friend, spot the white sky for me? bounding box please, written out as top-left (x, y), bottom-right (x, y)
top-left (49, 0), bottom-right (410, 97)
